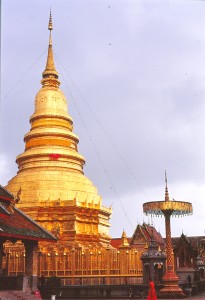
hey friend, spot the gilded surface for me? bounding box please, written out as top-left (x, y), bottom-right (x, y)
top-left (5, 13), bottom-right (111, 246)
top-left (143, 200), bottom-right (193, 217)
top-left (143, 181), bottom-right (192, 298)
top-left (3, 245), bottom-right (144, 284)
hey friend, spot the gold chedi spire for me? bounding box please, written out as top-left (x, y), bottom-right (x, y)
top-left (48, 9), bottom-right (53, 31)
top-left (41, 10), bottom-right (60, 88)
top-left (6, 12), bottom-right (111, 246)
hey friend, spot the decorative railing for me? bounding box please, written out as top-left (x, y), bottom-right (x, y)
top-left (2, 246), bottom-right (144, 285)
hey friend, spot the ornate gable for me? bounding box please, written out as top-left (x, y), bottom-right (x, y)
top-left (174, 233), bottom-right (198, 268)
top-left (174, 233), bottom-right (198, 256)
top-left (130, 224), bottom-right (148, 246)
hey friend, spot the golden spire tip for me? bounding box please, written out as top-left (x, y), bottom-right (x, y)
top-left (48, 8), bottom-right (53, 31)
top-left (41, 8), bottom-right (60, 88)
top-left (165, 170), bottom-right (167, 189)
top-left (165, 170), bottom-right (169, 201)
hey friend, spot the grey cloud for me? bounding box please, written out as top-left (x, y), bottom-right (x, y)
top-left (2, 0), bottom-right (205, 237)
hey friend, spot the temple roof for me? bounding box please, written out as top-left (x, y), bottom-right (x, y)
top-left (0, 184), bottom-right (14, 200)
top-left (0, 185), bottom-right (57, 242)
top-left (172, 234), bottom-right (205, 250)
top-left (142, 223), bottom-right (165, 246)
top-left (110, 237), bottom-right (131, 249)
top-left (110, 223), bottom-right (165, 249)
top-left (129, 223), bottom-right (165, 247)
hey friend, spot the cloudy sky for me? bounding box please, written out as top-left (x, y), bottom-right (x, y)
top-left (1, 0), bottom-right (205, 239)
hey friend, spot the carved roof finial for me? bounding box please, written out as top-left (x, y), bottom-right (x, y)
top-left (120, 229), bottom-right (130, 247)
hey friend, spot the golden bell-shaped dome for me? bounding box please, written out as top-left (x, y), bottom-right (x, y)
top-left (6, 12), bottom-right (104, 210)
top-left (6, 10), bottom-right (111, 247)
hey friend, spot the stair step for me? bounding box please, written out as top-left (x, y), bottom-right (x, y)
top-left (0, 290), bottom-right (42, 300)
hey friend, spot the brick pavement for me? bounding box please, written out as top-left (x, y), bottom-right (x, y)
top-left (54, 291), bottom-right (205, 300)
top-left (43, 290), bottom-right (205, 300)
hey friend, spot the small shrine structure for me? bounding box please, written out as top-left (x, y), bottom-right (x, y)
top-left (141, 227), bottom-right (166, 284)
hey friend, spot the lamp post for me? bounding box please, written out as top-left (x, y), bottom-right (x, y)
top-left (143, 173), bottom-right (192, 298)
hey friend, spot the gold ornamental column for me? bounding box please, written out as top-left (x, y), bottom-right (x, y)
top-left (119, 230), bottom-right (131, 284)
top-left (71, 247), bottom-right (76, 285)
top-left (143, 173), bottom-right (192, 299)
top-left (106, 246), bottom-right (111, 285)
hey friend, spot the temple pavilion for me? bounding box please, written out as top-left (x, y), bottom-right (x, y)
top-left (0, 184), bottom-right (56, 296)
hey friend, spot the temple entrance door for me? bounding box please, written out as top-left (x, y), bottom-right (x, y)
top-left (154, 263), bottom-right (163, 283)
top-left (0, 240), bottom-right (4, 275)
top-left (158, 264), bottom-right (164, 283)
top-left (144, 264), bottom-right (150, 284)
top-left (199, 268), bottom-right (204, 279)
top-left (23, 240), bottom-right (38, 291)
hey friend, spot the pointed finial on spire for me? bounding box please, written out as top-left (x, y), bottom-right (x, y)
top-left (165, 170), bottom-right (168, 189)
top-left (165, 170), bottom-right (170, 202)
top-left (41, 10), bottom-right (60, 88)
top-left (48, 8), bottom-right (53, 47)
top-left (48, 8), bottom-right (53, 31)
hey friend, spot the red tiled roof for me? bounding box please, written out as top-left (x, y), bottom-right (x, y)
top-left (143, 223), bottom-right (165, 246)
top-left (0, 206), bottom-right (57, 241)
top-left (110, 237), bottom-right (132, 249)
top-left (111, 226), bottom-right (205, 253)
top-left (112, 223), bottom-right (165, 249)
top-left (0, 184), bottom-right (14, 200)
top-left (171, 235), bottom-right (205, 249)
top-left (0, 185), bottom-right (57, 242)
top-left (128, 224), bottom-right (148, 245)
top-left (141, 226), bottom-right (150, 241)
top-left (0, 204), bottom-right (11, 216)
top-left (110, 238), bottom-right (122, 249)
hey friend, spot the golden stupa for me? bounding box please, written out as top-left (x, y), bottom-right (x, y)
top-left (6, 12), bottom-right (111, 248)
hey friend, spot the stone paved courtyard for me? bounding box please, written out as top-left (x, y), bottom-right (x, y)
top-left (48, 290), bottom-right (205, 300)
